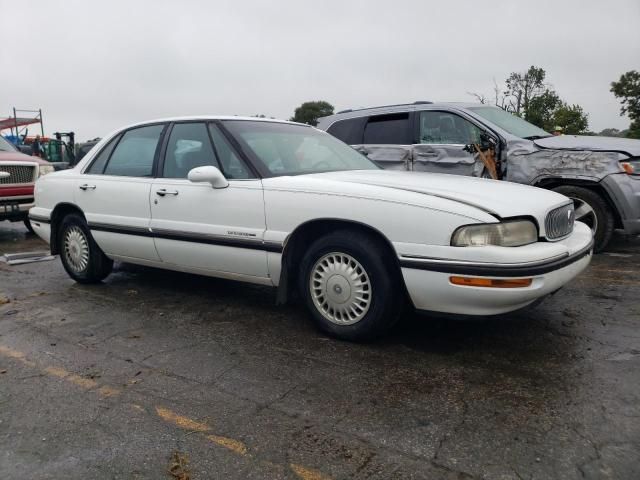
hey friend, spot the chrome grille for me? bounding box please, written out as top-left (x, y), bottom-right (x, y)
top-left (0, 165), bottom-right (36, 185)
top-left (545, 204), bottom-right (575, 240)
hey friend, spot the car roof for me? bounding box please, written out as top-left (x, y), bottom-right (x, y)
top-left (121, 116), bottom-right (307, 131)
top-left (317, 102), bottom-right (492, 127)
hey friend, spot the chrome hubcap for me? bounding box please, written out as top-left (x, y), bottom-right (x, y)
top-left (570, 197), bottom-right (598, 234)
top-left (310, 252), bottom-right (371, 325)
top-left (63, 226), bottom-right (89, 273)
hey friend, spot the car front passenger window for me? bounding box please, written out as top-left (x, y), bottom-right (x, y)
top-left (419, 112), bottom-right (482, 145)
top-left (163, 123), bottom-right (219, 178)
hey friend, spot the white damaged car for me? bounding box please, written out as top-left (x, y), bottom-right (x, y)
top-left (29, 117), bottom-right (593, 340)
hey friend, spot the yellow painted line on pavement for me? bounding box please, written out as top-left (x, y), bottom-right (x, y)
top-left (0, 345), bottom-right (36, 367)
top-left (155, 406), bottom-right (211, 432)
top-left (98, 385), bottom-right (122, 397)
top-left (43, 366), bottom-right (70, 378)
top-left (0, 344), bottom-right (119, 397)
top-left (290, 463), bottom-right (333, 480)
top-left (206, 434), bottom-right (248, 455)
top-left (0, 346), bottom-right (333, 480)
top-left (154, 405), bottom-right (333, 479)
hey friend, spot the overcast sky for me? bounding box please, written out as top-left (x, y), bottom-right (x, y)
top-left (1, 0), bottom-right (639, 140)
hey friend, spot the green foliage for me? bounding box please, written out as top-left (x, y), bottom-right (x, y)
top-left (290, 101), bottom-right (334, 126)
top-left (611, 71), bottom-right (640, 119)
top-left (627, 121), bottom-right (640, 139)
top-left (598, 128), bottom-right (625, 137)
top-left (552, 104), bottom-right (589, 135)
top-left (525, 90), bottom-right (561, 129)
top-left (504, 66), bottom-right (547, 116)
top-left (473, 66), bottom-right (589, 134)
top-left (610, 71), bottom-right (640, 139)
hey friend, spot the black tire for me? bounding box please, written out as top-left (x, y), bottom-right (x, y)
top-left (299, 229), bottom-right (403, 341)
top-left (552, 185), bottom-right (614, 253)
top-left (58, 213), bottom-right (113, 283)
top-left (23, 218), bottom-right (35, 234)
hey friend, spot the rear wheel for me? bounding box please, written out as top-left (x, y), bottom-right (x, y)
top-left (299, 230), bottom-right (402, 341)
top-left (552, 185), bottom-right (614, 253)
top-left (58, 213), bottom-right (113, 283)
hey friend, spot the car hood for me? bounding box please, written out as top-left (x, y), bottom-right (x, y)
top-left (534, 135), bottom-right (640, 157)
top-left (295, 170), bottom-right (570, 219)
top-left (0, 151), bottom-right (50, 165)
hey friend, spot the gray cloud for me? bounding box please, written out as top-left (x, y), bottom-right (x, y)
top-left (2, 0), bottom-right (639, 140)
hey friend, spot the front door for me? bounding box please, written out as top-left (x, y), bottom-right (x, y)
top-left (412, 110), bottom-right (484, 176)
top-left (75, 124), bottom-right (165, 261)
top-left (149, 122), bottom-right (269, 279)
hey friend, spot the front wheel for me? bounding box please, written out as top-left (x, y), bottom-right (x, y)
top-left (299, 230), bottom-right (402, 341)
top-left (552, 185), bottom-right (614, 253)
top-left (58, 213), bottom-right (113, 283)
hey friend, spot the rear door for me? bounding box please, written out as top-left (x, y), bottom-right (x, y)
top-left (75, 124), bottom-right (166, 261)
top-left (412, 110), bottom-right (484, 176)
top-left (359, 112), bottom-right (414, 171)
top-left (149, 122), bottom-right (269, 279)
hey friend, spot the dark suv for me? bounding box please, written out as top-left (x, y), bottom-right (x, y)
top-left (317, 102), bottom-right (640, 251)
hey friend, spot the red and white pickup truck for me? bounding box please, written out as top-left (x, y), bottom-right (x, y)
top-left (0, 136), bottom-right (54, 231)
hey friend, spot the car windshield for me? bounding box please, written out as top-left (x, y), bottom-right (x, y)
top-left (0, 136), bottom-right (17, 152)
top-left (468, 106), bottom-right (551, 140)
top-left (223, 120), bottom-right (379, 176)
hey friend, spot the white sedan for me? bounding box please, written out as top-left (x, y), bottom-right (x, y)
top-left (29, 117), bottom-right (593, 340)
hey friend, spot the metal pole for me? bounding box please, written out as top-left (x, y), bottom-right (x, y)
top-left (13, 107), bottom-right (18, 141)
top-left (39, 109), bottom-right (44, 136)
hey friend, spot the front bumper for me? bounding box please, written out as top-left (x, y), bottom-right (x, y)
top-left (602, 173), bottom-right (640, 235)
top-left (0, 196), bottom-right (34, 221)
top-left (400, 222), bottom-right (593, 315)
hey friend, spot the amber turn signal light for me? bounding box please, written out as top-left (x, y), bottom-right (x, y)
top-left (621, 162), bottom-right (635, 175)
top-left (449, 276), bottom-right (533, 288)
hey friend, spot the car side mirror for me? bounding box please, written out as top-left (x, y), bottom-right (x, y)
top-left (187, 165), bottom-right (229, 189)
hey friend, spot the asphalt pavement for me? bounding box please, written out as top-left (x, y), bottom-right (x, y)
top-left (0, 221), bottom-right (638, 479)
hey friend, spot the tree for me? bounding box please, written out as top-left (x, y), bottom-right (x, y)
top-left (552, 103), bottom-right (589, 135)
top-left (611, 70), bottom-right (640, 139)
top-left (598, 128), bottom-right (623, 137)
top-left (504, 66), bottom-right (547, 116)
top-left (469, 66), bottom-right (589, 134)
top-left (290, 101), bottom-right (334, 126)
top-left (526, 90), bottom-right (561, 130)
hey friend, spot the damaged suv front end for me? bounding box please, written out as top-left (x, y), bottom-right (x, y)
top-left (469, 106), bottom-right (640, 251)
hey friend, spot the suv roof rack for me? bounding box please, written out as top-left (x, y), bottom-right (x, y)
top-left (333, 101), bottom-right (433, 116)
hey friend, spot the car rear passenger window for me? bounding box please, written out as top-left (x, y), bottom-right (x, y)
top-left (103, 125), bottom-right (164, 177)
top-left (85, 135), bottom-right (119, 174)
top-left (163, 123), bottom-right (219, 178)
top-left (419, 111), bottom-right (482, 145)
top-left (327, 117), bottom-right (365, 144)
top-left (363, 113), bottom-right (411, 144)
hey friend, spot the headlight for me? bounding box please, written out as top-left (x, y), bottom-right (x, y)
top-left (38, 165), bottom-right (55, 176)
top-left (451, 220), bottom-right (538, 247)
top-left (621, 159), bottom-right (640, 175)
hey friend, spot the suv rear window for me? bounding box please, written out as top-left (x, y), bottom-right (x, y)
top-left (326, 117), bottom-right (365, 144)
top-left (363, 113), bottom-right (411, 144)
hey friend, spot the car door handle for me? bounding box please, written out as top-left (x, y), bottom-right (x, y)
top-left (156, 189), bottom-right (179, 197)
top-left (79, 184), bottom-right (96, 190)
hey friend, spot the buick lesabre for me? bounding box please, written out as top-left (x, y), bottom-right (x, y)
top-left (29, 117), bottom-right (593, 340)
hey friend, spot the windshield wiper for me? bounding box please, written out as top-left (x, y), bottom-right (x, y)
top-left (523, 135), bottom-right (553, 140)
